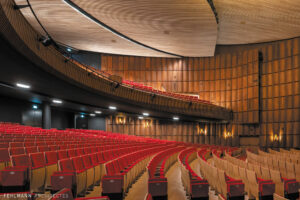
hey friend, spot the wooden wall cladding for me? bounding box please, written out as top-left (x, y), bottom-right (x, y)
top-left (106, 116), bottom-right (239, 146)
top-left (259, 38), bottom-right (300, 149)
top-left (102, 37), bottom-right (300, 149)
top-left (101, 50), bottom-right (260, 125)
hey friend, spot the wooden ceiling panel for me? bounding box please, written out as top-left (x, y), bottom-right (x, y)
top-left (215, 0), bottom-right (300, 44)
top-left (15, 0), bottom-right (176, 57)
top-left (70, 0), bottom-right (218, 57)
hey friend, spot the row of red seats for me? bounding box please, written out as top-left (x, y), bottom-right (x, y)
top-left (101, 145), bottom-right (173, 199)
top-left (147, 146), bottom-right (185, 199)
top-left (179, 148), bottom-right (209, 199)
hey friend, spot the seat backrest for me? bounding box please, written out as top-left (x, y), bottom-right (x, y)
top-left (10, 147), bottom-right (25, 155)
top-left (9, 142), bottom-right (24, 148)
top-left (68, 149), bottom-right (77, 157)
top-left (286, 162), bottom-right (295, 179)
top-left (261, 166), bottom-right (271, 180)
top-left (246, 169), bottom-right (257, 185)
top-left (90, 153), bottom-right (99, 165)
top-left (72, 156), bottom-right (85, 172)
top-left (76, 148), bottom-right (84, 156)
top-left (38, 146), bottom-right (50, 152)
top-left (25, 146), bottom-right (38, 154)
top-left (30, 152), bottom-right (46, 169)
top-left (269, 169), bottom-right (282, 184)
top-left (49, 145), bottom-right (59, 151)
top-left (82, 155), bottom-right (93, 169)
top-left (0, 148), bottom-right (10, 162)
top-left (45, 151), bottom-right (58, 165)
top-left (11, 154), bottom-right (31, 167)
top-left (59, 158), bottom-right (74, 171)
top-left (57, 150), bottom-right (68, 160)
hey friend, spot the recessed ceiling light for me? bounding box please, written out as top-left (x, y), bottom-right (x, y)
top-left (173, 116), bottom-right (179, 121)
top-left (142, 112), bottom-right (149, 116)
top-left (90, 113), bottom-right (96, 117)
top-left (138, 116), bottom-right (144, 119)
top-left (52, 99), bottom-right (63, 104)
top-left (109, 106), bottom-right (117, 110)
top-left (95, 111), bottom-right (102, 114)
top-left (80, 114), bottom-right (85, 118)
top-left (16, 83), bottom-right (31, 89)
top-left (67, 47), bottom-right (72, 52)
top-left (32, 105), bottom-right (38, 110)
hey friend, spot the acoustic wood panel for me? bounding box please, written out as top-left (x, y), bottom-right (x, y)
top-left (71, 0), bottom-right (217, 57)
top-left (214, 0), bottom-right (300, 44)
top-left (103, 37), bottom-right (300, 149)
top-left (102, 50), bottom-right (260, 125)
top-left (15, 0), bottom-right (176, 57)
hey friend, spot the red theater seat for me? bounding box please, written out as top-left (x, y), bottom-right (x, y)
top-left (44, 151), bottom-right (59, 189)
top-left (10, 147), bottom-right (25, 156)
top-left (0, 148), bottom-right (10, 170)
top-left (25, 147), bottom-right (38, 154)
top-left (57, 150), bottom-right (68, 160)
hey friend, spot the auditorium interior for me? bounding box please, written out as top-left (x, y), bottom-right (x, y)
top-left (0, 0), bottom-right (300, 199)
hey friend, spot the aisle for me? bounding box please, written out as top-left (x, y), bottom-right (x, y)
top-left (165, 162), bottom-right (188, 200)
top-left (124, 171), bottom-right (148, 200)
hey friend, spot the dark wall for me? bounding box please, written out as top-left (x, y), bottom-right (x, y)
top-left (51, 109), bottom-right (74, 130)
top-left (88, 116), bottom-right (106, 130)
top-left (72, 51), bottom-right (101, 70)
top-left (0, 96), bottom-right (42, 127)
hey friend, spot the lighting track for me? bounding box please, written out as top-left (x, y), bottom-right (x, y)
top-left (62, 0), bottom-right (183, 58)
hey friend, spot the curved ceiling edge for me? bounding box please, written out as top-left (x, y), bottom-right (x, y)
top-left (63, 0), bottom-right (182, 58)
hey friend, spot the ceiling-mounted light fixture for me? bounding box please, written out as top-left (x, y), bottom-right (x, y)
top-left (95, 111), bottom-right (102, 114)
top-left (109, 106), bottom-right (117, 110)
top-left (173, 116), bottom-right (179, 121)
top-left (52, 99), bottom-right (63, 104)
top-left (142, 112), bottom-right (149, 116)
top-left (16, 83), bottom-right (31, 89)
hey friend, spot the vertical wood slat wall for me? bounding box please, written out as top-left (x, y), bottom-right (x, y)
top-left (102, 37), bottom-right (300, 149)
top-left (105, 116), bottom-right (232, 145)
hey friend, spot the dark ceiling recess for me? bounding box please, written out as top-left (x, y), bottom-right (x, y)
top-left (207, 0), bottom-right (219, 24)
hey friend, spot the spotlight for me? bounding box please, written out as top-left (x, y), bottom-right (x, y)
top-left (32, 105), bottom-right (38, 110)
top-left (80, 114), bottom-right (85, 118)
top-left (39, 36), bottom-right (53, 47)
top-left (16, 83), bottom-right (31, 89)
top-left (173, 116), bottom-right (179, 121)
top-left (109, 106), bottom-right (117, 110)
top-left (95, 111), bottom-right (102, 114)
top-left (66, 47), bottom-right (72, 52)
top-left (52, 99), bottom-right (63, 104)
top-left (142, 112), bottom-right (149, 116)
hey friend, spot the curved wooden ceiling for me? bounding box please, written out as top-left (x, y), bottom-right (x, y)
top-left (15, 0), bottom-right (217, 57)
top-left (69, 0), bottom-right (218, 57)
top-left (14, 0), bottom-right (300, 57)
top-left (214, 0), bottom-right (300, 44)
top-left (15, 0), bottom-right (177, 57)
